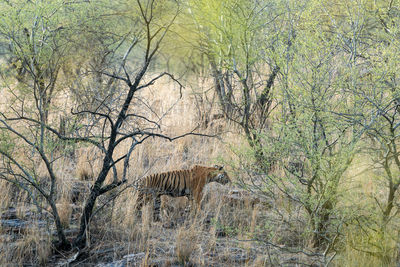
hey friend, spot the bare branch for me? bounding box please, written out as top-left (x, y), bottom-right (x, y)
top-left (71, 107), bottom-right (114, 130)
top-left (125, 113), bottom-right (161, 129)
top-left (100, 71), bottom-right (129, 83)
top-left (0, 150), bottom-right (49, 199)
top-left (98, 179), bottom-right (127, 195)
top-left (136, 72), bottom-right (184, 96)
top-left (3, 114), bottom-right (104, 150)
top-left (115, 127), bottom-right (217, 147)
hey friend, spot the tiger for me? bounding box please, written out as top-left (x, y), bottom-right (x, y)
top-left (134, 165), bottom-right (231, 221)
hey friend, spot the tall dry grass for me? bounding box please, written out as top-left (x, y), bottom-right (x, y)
top-left (1, 75), bottom-right (399, 266)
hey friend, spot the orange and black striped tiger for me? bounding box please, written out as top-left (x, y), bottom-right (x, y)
top-left (135, 165), bottom-right (230, 220)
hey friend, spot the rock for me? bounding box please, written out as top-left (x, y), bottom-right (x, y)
top-left (123, 252), bottom-right (145, 262)
top-left (96, 260), bottom-right (124, 267)
top-left (226, 247), bottom-right (250, 263)
top-left (150, 258), bottom-right (193, 267)
top-left (71, 180), bottom-right (90, 204)
top-left (223, 189), bottom-right (262, 208)
top-left (96, 252), bottom-right (146, 267)
top-left (1, 207), bottom-right (46, 234)
top-left (1, 218), bottom-right (29, 229)
top-left (1, 207), bottom-right (17, 220)
top-left (202, 183), bottom-right (230, 201)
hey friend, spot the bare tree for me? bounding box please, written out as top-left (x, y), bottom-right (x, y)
top-left (0, 0), bottom-right (208, 250)
top-left (188, 0), bottom-right (289, 167)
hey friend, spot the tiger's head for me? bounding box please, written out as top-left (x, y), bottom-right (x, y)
top-left (208, 165), bottom-right (231, 185)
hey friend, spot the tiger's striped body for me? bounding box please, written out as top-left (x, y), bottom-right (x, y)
top-left (135, 165), bottom-right (230, 220)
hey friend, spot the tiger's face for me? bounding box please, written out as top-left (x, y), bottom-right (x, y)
top-left (209, 165), bottom-right (231, 185)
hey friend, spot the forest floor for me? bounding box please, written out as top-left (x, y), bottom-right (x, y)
top-left (0, 181), bottom-right (324, 266)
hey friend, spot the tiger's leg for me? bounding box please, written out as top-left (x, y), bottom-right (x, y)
top-left (134, 191), bottom-right (145, 220)
top-left (186, 195), bottom-right (195, 214)
top-left (136, 192), bottom-right (144, 212)
top-left (153, 194), bottom-right (162, 221)
top-left (160, 196), bottom-right (173, 222)
top-left (193, 191), bottom-right (203, 214)
top-left (136, 191), bottom-right (153, 218)
top-left (186, 194), bottom-right (202, 219)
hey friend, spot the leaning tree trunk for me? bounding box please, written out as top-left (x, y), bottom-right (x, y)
top-left (73, 60), bottom-right (149, 248)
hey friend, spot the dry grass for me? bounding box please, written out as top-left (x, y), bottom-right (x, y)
top-left (0, 225), bottom-right (52, 266)
top-left (1, 77), bottom-right (399, 266)
top-left (175, 225), bottom-right (199, 265)
top-left (0, 186), bottom-right (52, 266)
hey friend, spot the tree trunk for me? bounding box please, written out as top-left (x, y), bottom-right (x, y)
top-left (49, 201), bottom-right (71, 250)
top-left (73, 151), bottom-right (113, 248)
top-left (74, 60), bottom-right (150, 248)
top-left (310, 199), bottom-right (333, 248)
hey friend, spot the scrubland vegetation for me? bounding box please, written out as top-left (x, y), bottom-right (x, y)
top-left (0, 0), bottom-right (400, 266)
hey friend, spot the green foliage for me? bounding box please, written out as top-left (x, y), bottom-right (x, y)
top-left (1, 0), bottom-right (400, 263)
top-left (0, 129), bottom-right (14, 154)
top-left (0, 0), bottom-right (68, 70)
top-left (231, 0), bottom-right (359, 250)
top-left (339, 223), bottom-right (399, 267)
top-left (188, 0), bottom-right (279, 72)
